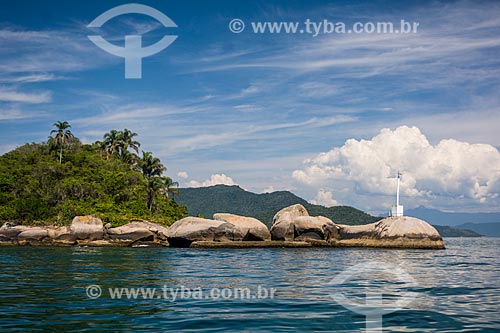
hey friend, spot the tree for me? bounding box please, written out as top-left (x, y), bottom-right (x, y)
top-left (101, 129), bottom-right (141, 163)
top-left (102, 129), bottom-right (121, 160)
top-left (121, 129), bottom-right (140, 154)
top-left (49, 121), bottom-right (74, 164)
top-left (160, 176), bottom-right (179, 200)
top-left (138, 151), bottom-right (165, 179)
top-left (0, 126), bottom-right (187, 227)
top-left (138, 151), bottom-right (166, 211)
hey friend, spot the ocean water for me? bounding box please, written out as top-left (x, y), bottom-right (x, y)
top-left (0, 238), bottom-right (498, 332)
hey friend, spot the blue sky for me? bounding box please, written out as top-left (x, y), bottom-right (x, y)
top-left (1, 0), bottom-right (500, 214)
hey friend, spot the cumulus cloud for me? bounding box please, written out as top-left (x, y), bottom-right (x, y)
top-left (310, 189), bottom-right (338, 207)
top-left (293, 126), bottom-right (500, 209)
top-left (186, 174), bottom-right (237, 187)
top-left (177, 171), bottom-right (189, 179)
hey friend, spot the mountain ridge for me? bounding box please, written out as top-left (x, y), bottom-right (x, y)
top-left (176, 185), bottom-right (483, 237)
top-left (177, 185), bottom-right (379, 226)
top-left (406, 206), bottom-right (500, 226)
top-left (407, 206), bottom-right (500, 237)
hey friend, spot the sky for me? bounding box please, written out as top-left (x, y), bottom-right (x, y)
top-left (1, 0), bottom-right (499, 214)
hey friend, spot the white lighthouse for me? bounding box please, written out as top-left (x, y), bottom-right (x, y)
top-left (390, 172), bottom-right (404, 217)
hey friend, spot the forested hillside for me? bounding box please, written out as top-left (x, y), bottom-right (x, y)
top-left (178, 185), bottom-right (381, 226)
top-left (0, 122), bottom-right (186, 226)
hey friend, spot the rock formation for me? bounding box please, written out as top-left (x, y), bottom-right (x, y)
top-left (70, 216), bottom-right (104, 240)
top-left (0, 207), bottom-right (445, 249)
top-left (335, 216), bottom-right (444, 249)
top-left (166, 217), bottom-right (244, 247)
top-left (270, 204), bottom-right (338, 241)
top-left (0, 217), bottom-right (170, 247)
top-left (213, 213), bottom-right (271, 241)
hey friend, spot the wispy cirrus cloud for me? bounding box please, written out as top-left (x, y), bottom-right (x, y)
top-left (0, 27), bottom-right (109, 74)
top-left (0, 109), bottom-right (30, 121)
top-left (0, 87), bottom-right (51, 103)
top-left (0, 73), bottom-right (63, 84)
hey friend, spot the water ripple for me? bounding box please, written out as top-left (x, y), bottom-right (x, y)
top-left (0, 238), bottom-right (499, 332)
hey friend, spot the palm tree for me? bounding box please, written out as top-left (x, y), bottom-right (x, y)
top-left (146, 177), bottom-right (163, 211)
top-left (120, 129), bottom-right (140, 154)
top-left (50, 121), bottom-right (74, 164)
top-left (102, 129), bottom-right (121, 160)
top-left (102, 129), bottom-right (140, 162)
top-left (138, 151), bottom-right (165, 179)
top-left (160, 176), bottom-right (179, 200)
top-left (138, 151), bottom-right (166, 211)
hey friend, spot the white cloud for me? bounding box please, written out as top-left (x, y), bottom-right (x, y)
top-left (0, 27), bottom-right (112, 74)
top-left (262, 185), bottom-right (275, 193)
top-left (186, 174), bottom-right (237, 187)
top-left (233, 104), bottom-right (261, 112)
top-left (310, 189), bottom-right (338, 207)
top-left (177, 171), bottom-right (188, 179)
top-left (241, 84), bottom-right (260, 95)
top-left (0, 109), bottom-right (30, 121)
top-left (298, 82), bottom-right (339, 98)
top-left (0, 73), bottom-right (60, 84)
top-left (0, 88), bottom-right (51, 103)
top-left (293, 126), bottom-right (500, 210)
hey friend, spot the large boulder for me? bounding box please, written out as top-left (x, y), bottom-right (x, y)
top-left (293, 216), bottom-right (337, 240)
top-left (0, 224), bottom-right (31, 240)
top-left (107, 222), bottom-right (156, 243)
top-left (129, 220), bottom-right (170, 240)
top-left (167, 217), bottom-right (244, 247)
top-left (272, 204), bottom-right (309, 224)
top-left (15, 227), bottom-right (49, 245)
top-left (270, 204), bottom-right (337, 241)
top-left (17, 228), bottom-right (48, 241)
top-left (47, 226), bottom-right (76, 242)
top-left (337, 216), bottom-right (444, 249)
top-left (213, 213), bottom-right (271, 241)
top-left (70, 216), bottom-right (103, 240)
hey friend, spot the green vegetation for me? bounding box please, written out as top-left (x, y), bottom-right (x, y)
top-left (178, 185), bottom-right (382, 226)
top-left (0, 122), bottom-right (187, 226)
top-left (48, 121), bottom-right (74, 164)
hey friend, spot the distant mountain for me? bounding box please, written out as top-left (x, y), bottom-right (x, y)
top-left (407, 206), bottom-right (500, 226)
top-left (432, 225), bottom-right (482, 237)
top-left (177, 185), bottom-right (380, 226)
top-left (406, 206), bottom-right (500, 237)
top-left (454, 223), bottom-right (500, 237)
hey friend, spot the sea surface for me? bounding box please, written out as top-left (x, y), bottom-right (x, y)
top-left (0, 238), bottom-right (498, 332)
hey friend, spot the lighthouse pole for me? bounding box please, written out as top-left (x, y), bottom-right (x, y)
top-left (396, 172), bottom-right (401, 206)
top-left (391, 172), bottom-right (404, 217)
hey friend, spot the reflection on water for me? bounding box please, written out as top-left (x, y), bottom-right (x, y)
top-left (0, 238), bottom-right (498, 332)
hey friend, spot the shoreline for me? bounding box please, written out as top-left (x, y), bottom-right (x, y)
top-left (0, 205), bottom-right (447, 250)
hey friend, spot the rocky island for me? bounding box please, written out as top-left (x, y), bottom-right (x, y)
top-left (0, 204), bottom-right (445, 249)
top-left (0, 123), bottom-right (445, 249)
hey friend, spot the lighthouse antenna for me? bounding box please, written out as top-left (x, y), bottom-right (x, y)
top-left (390, 172), bottom-right (404, 217)
top-left (396, 172), bottom-right (401, 206)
